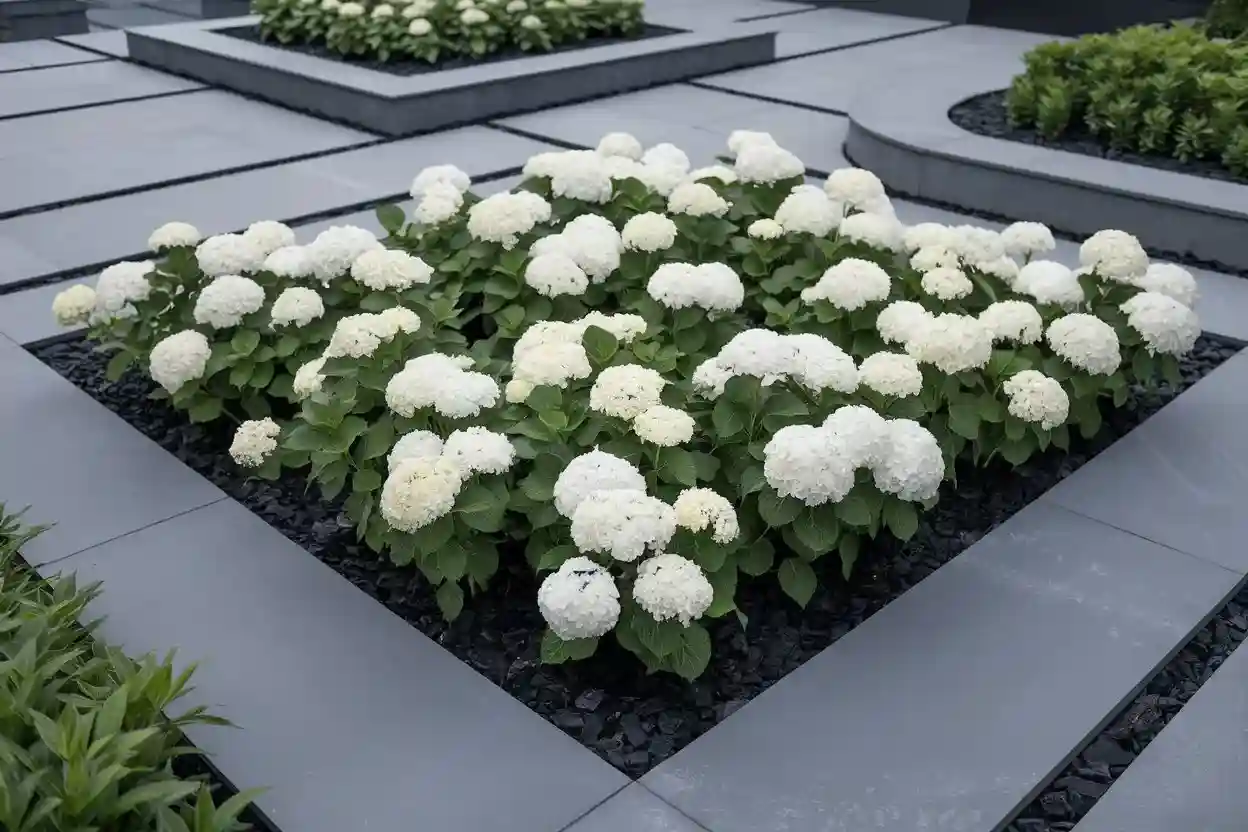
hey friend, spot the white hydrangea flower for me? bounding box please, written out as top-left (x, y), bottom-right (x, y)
top-left (1000, 221), bottom-right (1055, 260)
top-left (441, 427), bottom-right (516, 476)
top-left (902, 223), bottom-right (957, 253)
top-left (975, 255), bottom-right (1020, 286)
top-left (589, 364), bottom-right (666, 420)
top-left (822, 404), bottom-right (889, 468)
top-left (550, 151), bottom-right (614, 203)
top-left (229, 418), bottom-right (281, 467)
top-left (1016, 260), bottom-right (1085, 307)
top-left (774, 186), bottom-right (838, 236)
top-left (1002, 370), bottom-right (1069, 429)
top-left (634, 163), bottom-right (687, 197)
top-left (386, 353), bottom-right (499, 418)
top-left (553, 449), bottom-right (647, 519)
top-left (409, 163), bottom-right (471, 198)
top-left (408, 16), bottom-right (432, 32)
top-left (691, 358), bottom-right (733, 398)
top-left (823, 167), bottom-right (885, 214)
top-left (530, 219), bottom-right (621, 284)
top-left (242, 220), bottom-right (296, 257)
top-left (512, 341), bottom-right (592, 390)
top-left (350, 249), bottom-right (433, 292)
top-left (684, 165), bottom-right (738, 185)
top-left (734, 143), bottom-right (804, 184)
top-left (193, 275), bottom-right (265, 329)
top-left (727, 129), bottom-right (778, 156)
top-left (414, 181), bottom-right (464, 226)
top-left (461, 7), bottom-right (489, 23)
top-left (264, 245), bottom-right (314, 279)
top-left (93, 260), bottom-right (154, 323)
top-left (339, 2), bottom-right (364, 16)
top-left (149, 330), bottom-right (211, 394)
top-left (872, 418), bottom-right (943, 501)
top-left (578, 311), bottom-right (648, 343)
top-left (571, 490), bottom-right (677, 563)
top-left (673, 488), bottom-right (739, 544)
top-left (633, 554), bottom-right (714, 626)
top-left (876, 300), bottom-right (933, 347)
top-left (387, 429), bottom-right (444, 472)
top-left (763, 424), bottom-right (856, 506)
top-left (292, 356), bottom-right (327, 399)
top-left (196, 234), bottom-right (266, 277)
top-left (949, 225), bottom-right (1005, 265)
top-left (380, 457), bottom-right (464, 532)
top-left (1137, 263), bottom-right (1199, 308)
top-left (747, 218), bottom-right (784, 240)
top-left (525, 252), bottom-right (588, 297)
top-left (372, 3), bottom-right (394, 17)
top-left (646, 262), bottom-right (744, 313)
top-left (786, 333), bottom-right (859, 393)
top-left (324, 313), bottom-right (388, 358)
top-left (376, 305), bottom-right (421, 336)
top-left (307, 225), bottom-right (384, 285)
top-left (621, 212), bottom-right (678, 252)
top-left (640, 142), bottom-right (690, 173)
top-left (838, 212), bottom-right (903, 252)
top-left (801, 258), bottom-right (891, 311)
top-left (596, 131), bottom-right (643, 160)
top-left (920, 267), bottom-right (973, 301)
top-left (1120, 291), bottom-right (1200, 357)
top-left (148, 221), bottom-right (202, 251)
top-left (270, 286), bottom-right (325, 327)
top-left (859, 352), bottom-right (922, 398)
top-left (979, 300), bottom-right (1042, 345)
top-left (1080, 229), bottom-right (1149, 283)
top-left (467, 191), bottom-right (551, 248)
top-left (905, 313), bottom-right (993, 374)
top-left (537, 557), bottom-right (620, 640)
top-left (709, 328), bottom-right (798, 388)
top-left (633, 405), bottom-right (696, 447)
top-left (667, 182), bottom-right (730, 217)
top-left (52, 284), bottom-right (97, 327)
top-left (1046, 313), bottom-right (1122, 375)
top-left (910, 244), bottom-right (962, 272)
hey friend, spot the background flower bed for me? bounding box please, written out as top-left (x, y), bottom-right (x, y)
top-left (958, 24), bottom-right (1248, 183)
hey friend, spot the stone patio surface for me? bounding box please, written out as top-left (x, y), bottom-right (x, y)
top-left (2, 4), bottom-right (1247, 831)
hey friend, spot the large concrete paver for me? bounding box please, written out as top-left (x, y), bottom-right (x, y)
top-left (638, 0), bottom-right (810, 28)
top-left (0, 91), bottom-right (373, 217)
top-left (0, 59), bottom-right (202, 118)
top-left (728, 6), bottom-right (950, 59)
top-left (644, 502), bottom-right (1243, 832)
top-left (55, 30), bottom-right (131, 57)
top-left (565, 785), bottom-right (708, 832)
top-left (0, 39), bottom-right (104, 71)
top-left (39, 498), bottom-right (629, 832)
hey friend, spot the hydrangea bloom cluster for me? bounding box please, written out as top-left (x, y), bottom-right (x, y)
top-left (570, 489), bottom-right (677, 562)
top-left (386, 353), bottom-right (500, 418)
top-left (552, 449), bottom-right (646, 519)
top-left (647, 262), bottom-right (745, 313)
top-left (149, 330), bottom-right (211, 394)
top-left (1119, 291), bottom-right (1200, 356)
top-left (92, 261), bottom-right (154, 324)
top-left (270, 287), bottom-right (325, 328)
top-left (693, 329), bottom-right (858, 397)
top-left (537, 557), bottom-right (621, 640)
top-left (307, 225), bottom-right (384, 285)
top-left (193, 275), bottom-right (266, 329)
top-left (632, 554), bottom-right (714, 626)
top-left (229, 418), bottom-right (281, 467)
top-left (1002, 371), bottom-right (1070, 429)
top-left (672, 488), bottom-right (739, 544)
top-left (466, 191), bottom-right (552, 248)
top-left (1046, 314), bottom-right (1122, 375)
top-left (351, 249), bottom-right (433, 291)
top-left (905, 313), bottom-right (993, 374)
top-left (801, 258), bottom-right (891, 311)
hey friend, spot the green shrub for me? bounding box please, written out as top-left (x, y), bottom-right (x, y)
top-left (1207, 0), bottom-right (1248, 38)
top-left (1005, 24), bottom-right (1248, 176)
top-left (0, 506), bottom-right (261, 832)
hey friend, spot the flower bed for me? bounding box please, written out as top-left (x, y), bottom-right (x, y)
top-left (50, 130), bottom-right (1209, 689)
top-left (954, 24), bottom-right (1248, 184)
top-left (248, 0), bottom-right (647, 66)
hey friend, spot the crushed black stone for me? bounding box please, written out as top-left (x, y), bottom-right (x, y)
top-left (33, 335), bottom-right (1239, 777)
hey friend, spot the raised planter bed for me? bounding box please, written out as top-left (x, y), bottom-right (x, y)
top-left (785, 0), bottom-right (1209, 33)
top-left (125, 17), bottom-right (777, 136)
top-left (0, 0), bottom-right (87, 41)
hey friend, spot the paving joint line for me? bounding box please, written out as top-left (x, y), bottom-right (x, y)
top-left (0, 86), bottom-right (209, 123)
top-left (0, 57), bottom-right (113, 75)
top-left (740, 19), bottom-right (955, 67)
top-left (684, 79), bottom-right (848, 116)
top-left (735, 5), bottom-right (825, 22)
top-left (50, 35), bottom-right (123, 57)
top-left (551, 783), bottom-right (631, 832)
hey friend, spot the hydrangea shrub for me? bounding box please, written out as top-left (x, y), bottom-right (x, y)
top-left (54, 130), bottom-right (1202, 679)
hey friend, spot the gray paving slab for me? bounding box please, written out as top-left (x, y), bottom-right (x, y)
top-left (0, 90), bottom-right (372, 217)
top-left (40, 498), bottom-right (628, 832)
top-left (644, 501), bottom-right (1243, 832)
top-left (642, 0), bottom-right (812, 28)
top-left (86, 4), bottom-right (186, 25)
top-left (565, 785), bottom-right (708, 832)
top-left (1042, 350), bottom-right (1248, 575)
top-left (0, 128), bottom-right (551, 287)
top-left (0, 37), bottom-right (101, 70)
top-left (55, 28), bottom-right (130, 56)
top-left (1073, 639), bottom-right (1248, 832)
top-left (497, 84), bottom-right (849, 174)
top-left (728, 7), bottom-right (949, 59)
top-left (0, 59), bottom-right (201, 118)
top-left (0, 281), bottom-right (74, 345)
top-left (0, 336), bottom-right (224, 566)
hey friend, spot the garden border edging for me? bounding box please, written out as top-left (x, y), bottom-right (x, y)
top-left (125, 17), bottom-right (778, 136)
top-left (843, 55), bottom-right (1248, 271)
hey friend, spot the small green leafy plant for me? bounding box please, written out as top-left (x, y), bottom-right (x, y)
top-left (1207, 0), bottom-right (1248, 38)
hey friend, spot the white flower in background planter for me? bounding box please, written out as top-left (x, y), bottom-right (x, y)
top-left (307, 225), bottom-right (384, 286)
top-left (733, 143), bottom-right (804, 184)
top-left (673, 488), bottom-right (739, 544)
top-left (388, 429), bottom-right (444, 472)
top-left (441, 427), bottom-right (516, 476)
top-left (193, 275), bottom-right (265, 329)
top-left (905, 313), bottom-right (993, 374)
top-left (589, 364), bottom-right (666, 420)
top-left (684, 165), bottom-right (737, 185)
top-left (1137, 262), bottom-right (1199, 308)
top-left (410, 164), bottom-right (471, 198)
top-left (553, 449), bottom-right (646, 518)
top-left (1016, 260), bottom-right (1085, 307)
top-left (823, 167), bottom-right (885, 214)
top-left (822, 404), bottom-right (889, 468)
top-left (578, 311), bottom-right (648, 344)
top-left (787, 333), bottom-right (859, 394)
top-left (858, 352), bottom-right (923, 398)
top-left (375, 305), bottom-right (421, 336)
top-left (774, 185), bottom-right (838, 236)
top-left (633, 554), bottom-right (714, 626)
top-left (872, 418), bottom-right (943, 501)
top-left (667, 182), bottom-right (730, 217)
top-left (1000, 221), bottom-right (1055, 259)
top-left (407, 16), bottom-right (433, 33)
top-left (571, 490), bottom-right (677, 563)
top-left (975, 255), bottom-right (1020, 286)
top-left (386, 353), bottom-right (499, 418)
top-left (148, 221), bottom-right (202, 251)
top-left (537, 557), bottom-right (620, 640)
top-left (525, 252), bottom-right (589, 297)
top-left (52, 284), bottom-right (97, 327)
top-left (242, 220), bottom-right (296, 257)
top-left (338, 2), bottom-right (365, 17)
top-left (380, 456), bottom-right (465, 532)
top-left (902, 222), bottom-right (957, 253)
top-left (1079, 229), bottom-right (1149, 283)
top-left (764, 423), bottom-right (856, 505)
top-left (978, 300), bottom-right (1042, 345)
top-left (350, 249), bottom-right (433, 291)
top-left (270, 287), bottom-right (325, 328)
top-left (910, 244), bottom-right (961, 272)
top-left (505, 0), bottom-right (528, 13)
top-left (727, 129), bottom-right (778, 157)
top-left (1046, 313), bottom-right (1122, 375)
top-left (633, 405), bottom-right (696, 447)
top-left (229, 418), bottom-right (281, 467)
top-left (876, 300), bottom-right (933, 348)
top-left (467, 191), bottom-right (551, 248)
top-left (324, 313), bottom-right (388, 358)
top-left (838, 211), bottom-right (903, 252)
top-left (149, 330), bottom-right (211, 394)
top-left (747, 218), bottom-right (784, 240)
top-left (1002, 370), bottom-right (1069, 429)
top-left (640, 143), bottom-right (690, 173)
top-left (920, 266), bottom-right (973, 301)
top-left (292, 356), bottom-right (327, 399)
top-left (414, 181), bottom-right (464, 225)
top-left (647, 262), bottom-right (744, 313)
top-left (708, 328), bottom-right (797, 387)
top-left (263, 245), bottom-right (314, 280)
top-left (1120, 291), bottom-right (1201, 356)
top-left (596, 131), bottom-right (643, 160)
top-left (621, 212), bottom-right (677, 252)
top-left (519, 14), bottom-right (544, 29)
top-left (460, 7), bottom-right (489, 23)
top-left (92, 261), bottom-right (154, 323)
top-left (550, 151), bottom-right (614, 203)
top-left (532, 216), bottom-right (621, 283)
top-left (949, 225), bottom-right (1006, 265)
top-left (801, 258), bottom-right (891, 311)
top-left (372, 3), bottom-right (395, 18)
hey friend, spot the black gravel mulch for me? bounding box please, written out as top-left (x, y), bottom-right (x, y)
top-left (33, 335), bottom-right (1239, 779)
top-left (219, 23), bottom-right (680, 77)
top-left (949, 90), bottom-right (1248, 187)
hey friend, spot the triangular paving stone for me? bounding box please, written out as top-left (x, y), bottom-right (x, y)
top-left (35, 499), bottom-right (629, 832)
top-left (565, 785), bottom-right (709, 832)
top-left (643, 501), bottom-right (1243, 832)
